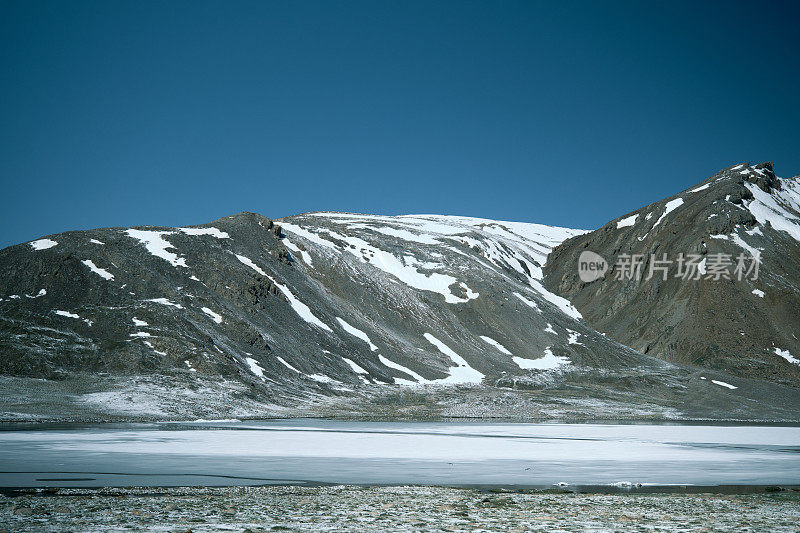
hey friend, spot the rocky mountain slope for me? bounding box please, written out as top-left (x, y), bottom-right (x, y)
top-left (544, 162), bottom-right (800, 386)
top-left (1, 166), bottom-right (799, 422)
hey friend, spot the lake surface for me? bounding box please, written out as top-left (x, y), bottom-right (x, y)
top-left (1, 419), bottom-right (798, 488)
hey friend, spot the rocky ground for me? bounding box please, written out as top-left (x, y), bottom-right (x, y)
top-left (1, 485), bottom-right (799, 532)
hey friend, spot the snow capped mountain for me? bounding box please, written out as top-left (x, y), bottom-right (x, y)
top-left (1, 166), bottom-right (799, 422)
top-left (544, 162), bottom-right (800, 385)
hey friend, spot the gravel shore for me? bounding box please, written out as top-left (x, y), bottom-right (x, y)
top-left (2, 485), bottom-right (799, 532)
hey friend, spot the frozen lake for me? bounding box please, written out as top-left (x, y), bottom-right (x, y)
top-left (1, 419), bottom-right (798, 488)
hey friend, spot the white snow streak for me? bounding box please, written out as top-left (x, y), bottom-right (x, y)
top-left (276, 356), bottom-right (300, 373)
top-left (146, 298), bottom-right (184, 309)
top-left (81, 259), bottom-right (114, 280)
top-left (342, 357), bottom-right (369, 375)
top-left (479, 336), bottom-right (512, 355)
top-left (201, 307), bottom-right (223, 324)
top-left (711, 379), bottom-right (737, 390)
top-left (651, 198), bottom-right (685, 229)
top-left (514, 292), bottom-right (540, 311)
top-left (378, 354), bottom-right (427, 385)
top-left (245, 357), bottom-right (265, 378)
top-left (424, 333), bottom-right (484, 384)
top-left (235, 254), bottom-right (268, 275)
top-left (336, 317), bottom-right (378, 351)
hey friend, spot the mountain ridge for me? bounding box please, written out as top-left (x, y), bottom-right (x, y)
top-left (544, 162), bottom-right (800, 385)
top-left (1, 164), bottom-right (799, 422)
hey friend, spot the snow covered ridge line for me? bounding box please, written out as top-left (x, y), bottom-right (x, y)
top-left (281, 221), bottom-right (481, 304)
top-left (126, 229), bottom-right (187, 267)
top-left (124, 226), bottom-right (229, 267)
top-left (279, 213), bottom-right (588, 310)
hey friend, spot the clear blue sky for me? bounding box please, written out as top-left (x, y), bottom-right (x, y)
top-left (1, 1), bottom-right (798, 248)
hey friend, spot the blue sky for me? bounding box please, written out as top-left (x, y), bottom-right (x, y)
top-left (1, 1), bottom-right (798, 248)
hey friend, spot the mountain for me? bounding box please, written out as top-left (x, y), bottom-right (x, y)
top-left (544, 162), bottom-right (800, 385)
top-left (1, 165), bottom-right (799, 422)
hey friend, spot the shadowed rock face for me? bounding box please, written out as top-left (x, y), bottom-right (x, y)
top-left (1, 176), bottom-right (799, 422)
top-left (543, 162), bottom-right (800, 386)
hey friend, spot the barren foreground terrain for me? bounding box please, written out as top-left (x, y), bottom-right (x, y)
top-left (2, 485), bottom-right (799, 532)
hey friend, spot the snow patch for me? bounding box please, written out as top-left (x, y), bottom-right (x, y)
top-left (276, 356), bottom-right (300, 373)
top-left (513, 347), bottom-right (571, 370)
top-left (142, 340), bottom-right (167, 356)
top-left (616, 214), bottom-right (638, 228)
top-left (424, 333), bottom-right (484, 384)
top-left (530, 280), bottom-right (582, 320)
top-left (651, 198), bottom-right (685, 229)
top-left (268, 277), bottom-right (332, 332)
top-left (355, 225), bottom-right (440, 245)
top-left (307, 374), bottom-right (337, 384)
top-left (54, 310), bottom-right (80, 319)
top-left (287, 224), bottom-right (479, 304)
top-left (283, 238), bottom-right (313, 266)
top-left (126, 229), bottom-right (187, 267)
top-left (146, 298), bottom-right (184, 309)
top-left (378, 354), bottom-right (427, 385)
top-left (30, 239), bottom-right (57, 250)
top-left (336, 317), bottom-right (378, 351)
top-left (235, 254), bottom-right (268, 276)
top-left (82, 259), bottom-right (114, 280)
top-left (514, 292), bottom-right (540, 311)
top-left (567, 329), bottom-right (583, 345)
top-left (245, 357), bottom-right (265, 378)
top-left (342, 357), bottom-right (369, 375)
top-left (201, 307), bottom-right (223, 324)
top-left (752, 289), bottom-right (765, 298)
top-left (744, 182), bottom-right (800, 242)
top-left (775, 348), bottom-right (799, 365)
top-left (179, 227), bottom-right (229, 238)
top-left (479, 336), bottom-right (512, 355)
top-left (712, 380), bottom-right (737, 390)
